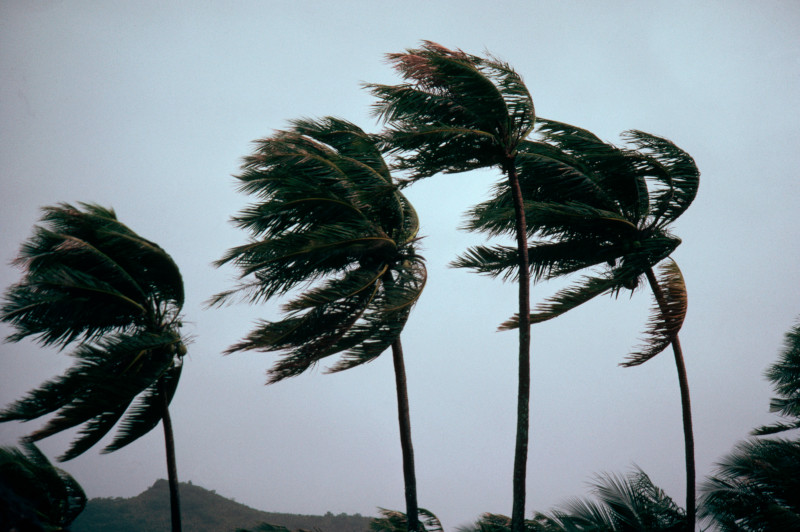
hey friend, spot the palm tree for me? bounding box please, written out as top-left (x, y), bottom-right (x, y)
top-left (455, 119), bottom-right (700, 529)
top-left (0, 441), bottom-right (86, 531)
top-left (0, 203), bottom-right (187, 532)
top-left (752, 317), bottom-right (800, 436)
top-left (368, 42), bottom-right (537, 532)
top-left (699, 438), bottom-right (800, 530)
top-left (540, 468), bottom-right (686, 532)
top-left (211, 118), bottom-right (427, 531)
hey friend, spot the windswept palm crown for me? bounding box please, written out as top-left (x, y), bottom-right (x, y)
top-left (368, 40), bottom-right (534, 178)
top-left (0, 203), bottom-right (186, 461)
top-left (457, 119), bottom-right (700, 366)
top-left (211, 117), bottom-right (426, 382)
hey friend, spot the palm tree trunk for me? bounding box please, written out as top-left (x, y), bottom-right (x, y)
top-left (161, 386), bottom-right (182, 532)
top-left (391, 338), bottom-right (420, 532)
top-left (644, 268), bottom-right (695, 531)
top-left (507, 162), bottom-right (531, 532)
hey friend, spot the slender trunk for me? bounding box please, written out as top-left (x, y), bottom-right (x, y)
top-left (391, 338), bottom-right (420, 532)
top-left (644, 268), bottom-right (695, 531)
top-left (508, 162), bottom-right (531, 532)
top-left (161, 386), bottom-right (182, 532)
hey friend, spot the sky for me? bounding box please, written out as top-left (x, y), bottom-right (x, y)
top-left (1, 1), bottom-right (799, 529)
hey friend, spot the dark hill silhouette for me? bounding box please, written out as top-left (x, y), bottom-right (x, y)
top-left (71, 479), bottom-right (373, 532)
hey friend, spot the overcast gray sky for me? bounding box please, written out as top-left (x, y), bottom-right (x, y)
top-left (2, 1), bottom-right (799, 529)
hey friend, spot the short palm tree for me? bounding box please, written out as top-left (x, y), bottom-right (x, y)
top-left (699, 438), bottom-right (800, 530)
top-left (0, 203), bottom-right (187, 532)
top-left (455, 119), bottom-right (700, 529)
top-left (211, 118), bottom-right (427, 531)
top-left (540, 468), bottom-right (686, 532)
top-left (368, 42), bottom-right (537, 532)
top-left (0, 441), bottom-right (86, 531)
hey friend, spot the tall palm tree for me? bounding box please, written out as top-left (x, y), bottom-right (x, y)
top-left (211, 118), bottom-right (427, 531)
top-left (368, 42), bottom-right (537, 532)
top-left (0, 203), bottom-right (187, 532)
top-left (0, 441), bottom-right (86, 531)
top-left (455, 120), bottom-right (700, 529)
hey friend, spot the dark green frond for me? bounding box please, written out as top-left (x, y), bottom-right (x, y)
top-left (752, 318), bottom-right (800, 436)
top-left (103, 361), bottom-right (182, 454)
top-left (0, 441), bottom-right (86, 528)
top-left (501, 273), bottom-right (621, 330)
top-left (451, 245), bottom-right (519, 281)
top-left (700, 438), bottom-right (800, 530)
top-left (2, 331), bottom-right (181, 460)
top-left (368, 41), bottom-right (534, 179)
top-left (371, 507), bottom-right (443, 532)
top-left (622, 260), bottom-right (687, 367)
top-left (2, 203), bottom-right (184, 348)
top-left (216, 116), bottom-right (426, 382)
top-left (622, 130), bottom-right (700, 228)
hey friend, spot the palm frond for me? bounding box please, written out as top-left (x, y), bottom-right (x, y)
top-left (103, 360), bottom-right (182, 454)
top-left (622, 130), bottom-right (700, 229)
top-left (0, 441), bottom-right (86, 528)
top-left (752, 318), bottom-right (800, 436)
top-left (622, 259), bottom-right (687, 367)
top-left (371, 507), bottom-right (443, 532)
top-left (700, 438), bottom-right (800, 531)
top-left (368, 41), bottom-right (534, 179)
top-left (500, 273), bottom-right (621, 330)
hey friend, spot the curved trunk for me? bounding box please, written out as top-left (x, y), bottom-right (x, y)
top-left (508, 162), bottom-right (531, 532)
top-left (161, 388), bottom-right (182, 532)
top-left (391, 338), bottom-right (420, 532)
top-left (644, 268), bottom-right (695, 531)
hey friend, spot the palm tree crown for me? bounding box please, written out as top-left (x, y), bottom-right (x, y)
top-left (211, 117), bottom-right (426, 380)
top-left (457, 119), bottom-right (699, 365)
top-left (212, 117), bottom-right (426, 531)
top-left (0, 203), bottom-right (187, 460)
top-left (368, 40), bottom-right (534, 178)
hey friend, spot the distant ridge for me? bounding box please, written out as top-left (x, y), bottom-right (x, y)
top-left (71, 479), bottom-right (374, 532)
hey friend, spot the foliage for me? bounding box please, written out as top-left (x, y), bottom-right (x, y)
top-left (212, 117), bottom-right (426, 382)
top-left (457, 121), bottom-right (700, 365)
top-left (532, 468), bottom-right (686, 531)
top-left (370, 508), bottom-right (443, 532)
top-left (368, 40), bottom-right (535, 180)
top-left (699, 438), bottom-right (800, 531)
top-left (0, 441), bottom-right (86, 531)
top-left (752, 318), bottom-right (800, 435)
top-left (0, 203), bottom-right (187, 460)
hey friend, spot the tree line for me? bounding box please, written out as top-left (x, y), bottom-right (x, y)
top-left (0, 42), bottom-right (796, 532)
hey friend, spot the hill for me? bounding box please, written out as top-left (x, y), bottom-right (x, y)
top-left (71, 479), bottom-right (374, 532)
